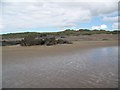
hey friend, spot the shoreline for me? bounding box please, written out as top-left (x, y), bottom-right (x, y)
top-left (2, 41), bottom-right (118, 57)
top-left (2, 40), bottom-right (118, 88)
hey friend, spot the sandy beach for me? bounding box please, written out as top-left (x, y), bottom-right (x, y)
top-left (2, 41), bottom-right (118, 57)
top-left (1, 0), bottom-right (119, 88)
top-left (2, 41), bottom-right (118, 88)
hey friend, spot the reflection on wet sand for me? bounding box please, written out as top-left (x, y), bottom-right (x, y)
top-left (2, 41), bottom-right (118, 88)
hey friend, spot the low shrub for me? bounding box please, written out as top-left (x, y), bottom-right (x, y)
top-left (20, 35), bottom-right (72, 46)
top-left (2, 40), bottom-right (20, 46)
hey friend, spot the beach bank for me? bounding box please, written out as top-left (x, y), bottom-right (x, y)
top-left (2, 41), bottom-right (118, 57)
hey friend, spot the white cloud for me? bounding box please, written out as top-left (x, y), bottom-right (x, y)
top-left (92, 24), bottom-right (108, 30)
top-left (1, 0), bottom-right (119, 32)
top-left (101, 25), bottom-right (108, 29)
top-left (112, 23), bottom-right (120, 29)
top-left (0, 24), bottom-right (3, 29)
top-left (0, 24), bottom-right (3, 33)
top-left (103, 16), bottom-right (118, 22)
top-left (2, 2), bottom-right (91, 30)
top-left (92, 26), bottom-right (100, 30)
top-left (103, 15), bottom-right (119, 30)
top-left (2, 0), bottom-right (119, 2)
top-left (0, 17), bottom-right (3, 33)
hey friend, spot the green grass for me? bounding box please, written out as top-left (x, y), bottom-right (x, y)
top-left (1, 29), bottom-right (119, 39)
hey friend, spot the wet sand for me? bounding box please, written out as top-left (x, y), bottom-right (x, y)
top-left (2, 41), bottom-right (118, 57)
top-left (2, 41), bottom-right (118, 88)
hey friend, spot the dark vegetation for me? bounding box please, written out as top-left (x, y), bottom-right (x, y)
top-left (1, 29), bottom-right (119, 46)
top-left (20, 34), bottom-right (72, 46)
top-left (2, 29), bottom-right (119, 39)
top-left (2, 40), bottom-right (20, 46)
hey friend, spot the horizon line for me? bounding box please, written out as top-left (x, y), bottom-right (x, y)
top-left (1, 29), bottom-right (119, 35)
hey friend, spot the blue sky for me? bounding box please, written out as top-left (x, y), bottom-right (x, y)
top-left (1, 0), bottom-right (119, 34)
top-left (77, 16), bottom-right (114, 30)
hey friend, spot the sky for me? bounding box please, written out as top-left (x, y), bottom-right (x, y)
top-left (0, 0), bottom-right (119, 34)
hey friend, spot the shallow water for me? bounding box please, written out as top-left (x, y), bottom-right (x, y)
top-left (2, 46), bottom-right (118, 88)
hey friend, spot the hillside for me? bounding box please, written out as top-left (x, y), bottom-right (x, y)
top-left (1, 29), bottom-right (119, 39)
top-left (1, 29), bottom-right (119, 46)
